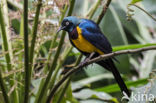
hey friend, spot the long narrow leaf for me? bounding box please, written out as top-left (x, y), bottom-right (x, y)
top-left (95, 78), bottom-right (148, 93)
top-left (113, 43), bottom-right (156, 51)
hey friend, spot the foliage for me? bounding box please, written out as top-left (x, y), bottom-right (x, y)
top-left (131, 0), bottom-right (143, 4)
top-left (0, 0), bottom-right (156, 103)
top-left (128, 73), bottom-right (156, 103)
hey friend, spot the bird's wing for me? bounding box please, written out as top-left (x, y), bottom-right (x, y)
top-left (79, 20), bottom-right (112, 54)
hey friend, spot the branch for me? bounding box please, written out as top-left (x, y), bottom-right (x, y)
top-left (128, 4), bottom-right (156, 22)
top-left (47, 46), bottom-right (156, 102)
top-left (97, 0), bottom-right (112, 24)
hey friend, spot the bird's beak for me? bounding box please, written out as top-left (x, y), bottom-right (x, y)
top-left (57, 26), bottom-right (66, 33)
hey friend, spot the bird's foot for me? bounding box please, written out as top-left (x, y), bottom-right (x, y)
top-left (79, 52), bottom-right (95, 67)
top-left (79, 58), bottom-right (89, 66)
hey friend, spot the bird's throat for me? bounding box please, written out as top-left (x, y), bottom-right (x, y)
top-left (69, 28), bottom-right (78, 40)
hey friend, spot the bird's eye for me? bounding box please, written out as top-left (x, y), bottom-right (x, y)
top-left (66, 21), bottom-right (69, 26)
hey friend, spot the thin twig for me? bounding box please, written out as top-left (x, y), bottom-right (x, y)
top-left (47, 46), bottom-right (156, 102)
top-left (129, 4), bottom-right (156, 22)
top-left (97, 0), bottom-right (112, 24)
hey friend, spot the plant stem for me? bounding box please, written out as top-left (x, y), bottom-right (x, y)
top-left (0, 3), bottom-right (19, 103)
top-left (129, 4), bottom-right (156, 22)
top-left (34, 4), bottom-right (68, 103)
top-left (74, 53), bottom-right (83, 66)
top-left (43, 4), bottom-right (68, 73)
top-left (29, 0), bottom-right (42, 81)
top-left (57, 78), bottom-right (71, 103)
top-left (59, 4), bottom-right (68, 25)
top-left (67, 0), bottom-right (75, 16)
top-left (36, 31), bottom-right (66, 103)
top-left (23, 0), bottom-right (29, 102)
top-left (0, 4), bottom-right (12, 72)
top-left (18, 15), bottom-right (24, 102)
top-left (41, 46), bottom-right (73, 103)
top-left (35, 0), bottom-right (75, 103)
top-left (97, 0), bottom-right (112, 24)
top-left (0, 70), bottom-right (10, 103)
top-left (1, 0), bottom-right (13, 60)
top-left (87, 0), bottom-right (101, 19)
top-left (48, 46), bottom-right (73, 90)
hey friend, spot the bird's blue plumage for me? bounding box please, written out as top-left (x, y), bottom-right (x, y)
top-left (78, 19), bottom-right (112, 54)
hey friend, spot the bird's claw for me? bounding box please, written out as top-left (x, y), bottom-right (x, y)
top-left (79, 52), bottom-right (95, 67)
top-left (79, 58), bottom-right (90, 67)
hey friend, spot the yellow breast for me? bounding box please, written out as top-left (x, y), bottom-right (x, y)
top-left (71, 27), bottom-right (104, 55)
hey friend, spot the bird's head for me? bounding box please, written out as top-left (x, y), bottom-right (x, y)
top-left (57, 16), bottom-right (80, 33)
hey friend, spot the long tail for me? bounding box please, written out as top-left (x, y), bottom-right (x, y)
top-left (96, 59), bottom-right (130, 97)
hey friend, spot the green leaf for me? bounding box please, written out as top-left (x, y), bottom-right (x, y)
top-left (85, 64), bottom-right (106, 77)
top-left (139, 51), bottom-right (156, 78)
top-left (113, 43), bottom-right (156, 51)
top-left (72, 73), bottom-right (113, 91)
top-left (66, 83), bottom-right (79, 103)
top-left (80, 99), bottom-right (109, 103)
top-left (11, 19), bottom-right (20, 34)
top-left (100, 6), bottom-right (130, 73)
top-left (95, 78), bottom-right (148, 93)
top-left (113, 5), bottom-right (142, 43)
top-left (73, 89), bottom-right (113, 100)
top-left (131, 0), bottom-right (143, 4)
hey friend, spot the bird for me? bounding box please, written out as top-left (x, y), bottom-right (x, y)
top-left (57, 16), bottom-right (130, 97)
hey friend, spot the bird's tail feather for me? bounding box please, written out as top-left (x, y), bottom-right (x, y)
top-left (96, 59), bottom-right (130, 97)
